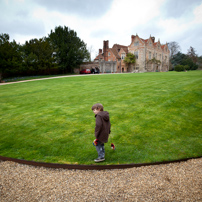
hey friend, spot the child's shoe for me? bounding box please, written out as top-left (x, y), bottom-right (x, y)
top-left (94, 157), bottom-right (105, 162)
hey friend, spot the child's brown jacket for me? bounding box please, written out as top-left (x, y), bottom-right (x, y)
top-left (94, 111), bottom-right (111, 143)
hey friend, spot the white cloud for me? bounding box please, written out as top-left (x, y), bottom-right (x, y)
top-left (157, 18), bottom-right (187, 37)
top-left (193, 3), bottom-right (202, 24)
top-left (1, 0), bottom-right (202, 57)
top-left (87, 0), bottom-right (166, 56)
top-left (93, 0), bottom-right (164, 33)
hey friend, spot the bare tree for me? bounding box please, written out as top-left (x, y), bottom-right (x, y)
top-left (88, 45), bottom-right (96, 62)
top-left (187, 46), bottom-right (197, 63)
top-left (168, 41), bottom-right (181, 58)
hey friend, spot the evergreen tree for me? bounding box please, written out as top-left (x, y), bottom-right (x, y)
top-left (48, 26), bottom-right (90, 73)
top-left (0, 33), bottom-right (22, 81)
top-left (22, 37), bottom-right (55, 75)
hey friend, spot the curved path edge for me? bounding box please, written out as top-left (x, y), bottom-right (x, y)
top-left (0, 155), bottom-right (202, 170)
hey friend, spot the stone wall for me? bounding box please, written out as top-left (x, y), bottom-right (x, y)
top-left (78, 61), bottom-right (117, 74)
top-left (79, 62), bottom-right (99, 70)
top-left (99, 61), bottom-right (117, 73)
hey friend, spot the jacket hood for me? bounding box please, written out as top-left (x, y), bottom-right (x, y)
top-left (96, 111), bottom-right (109, 121)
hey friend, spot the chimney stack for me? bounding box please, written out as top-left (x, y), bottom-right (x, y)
top-left (103, 40), bottom-right (109, 61)
top-left (151, 36), bottom-right (155, 43)
top-left (131, 35), bottom-right (135, 43)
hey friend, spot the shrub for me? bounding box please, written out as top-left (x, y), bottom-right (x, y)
top-left (184, 65), bottom-right (190, 71)
top-left (175, 64), bottom-right (185, 72)
top-left (192, 63), bottom-right (198, 70)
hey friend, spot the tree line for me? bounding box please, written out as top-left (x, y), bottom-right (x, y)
top-left (0, 28), bottom-right (201, 81)
top-left (168, 42), bottom-right (201, 71)
top-left (0, 26), bottom-right (90, 81)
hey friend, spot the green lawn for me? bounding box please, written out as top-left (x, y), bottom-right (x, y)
top-left (0, 71), bottom-right (202, 165)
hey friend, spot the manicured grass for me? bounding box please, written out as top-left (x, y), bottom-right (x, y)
top-left (0, 71), bottom-right (202, 165)
top-left (3, 74), bottom-right (76, 82)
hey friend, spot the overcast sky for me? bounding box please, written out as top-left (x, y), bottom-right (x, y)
top-left (1, 0), bottom-right (202, 59)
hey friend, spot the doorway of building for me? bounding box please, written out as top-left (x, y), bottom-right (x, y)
top-left (156, 66), bottom-right (159, 72)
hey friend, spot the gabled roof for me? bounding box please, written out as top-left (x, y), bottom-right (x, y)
top-left (161, 45), bottom-right (166, 49)
top-left (153, 42), bottom-right (158, 47)
top-left (112, 44), bottom-right (128, 59)
top-left (109, 48), bottom-right (121, 59)
top-left (94, 53), bottom-right (104, 60)
top-left (119, 47), bottom-right (128, 54)
top-left (141, 38), bottom-right (149, 43)
top-left (161, 44), bottom-right (170, 53)
top-left (112, 44), bottom-right (128, 51)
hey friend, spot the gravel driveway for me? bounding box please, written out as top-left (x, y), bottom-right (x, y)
top-left (0, 158), bottom-right (201, 201)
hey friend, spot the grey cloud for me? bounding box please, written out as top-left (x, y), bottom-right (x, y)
top-left (161, 0), bottom-right (202, 19)
top-left (16, 10), bottom-right (30, 18)
top-left (131, 21), bottom-right (164, 41)
top-left (0, 19), bottom-right (45, 38)
top-left (0, 1), bottom-right (45, 39)
top-left (34, 0), bottom-right (114, 18)
top-left (177, 25), bottom-right (202, 55)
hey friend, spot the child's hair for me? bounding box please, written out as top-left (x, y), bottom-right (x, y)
top-left (91, 103), bottom-right (104, 111)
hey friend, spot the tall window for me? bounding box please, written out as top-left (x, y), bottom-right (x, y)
top-left (134, 41), bottom-right (139, 46)
top-left (134, 51), bottom-right (138, 59)
top-left (149, 52), bottom-right (151, 59)
top-left (121, 53), bottom-right (125, 60)
top-left (108, 52), bottom-right (111, 56)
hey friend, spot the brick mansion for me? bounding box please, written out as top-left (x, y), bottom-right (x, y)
top-left (80, 34), bottom-right (170, 73)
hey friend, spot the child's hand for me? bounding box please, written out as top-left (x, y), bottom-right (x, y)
top-left (93, 139), bottom-right (98, 146)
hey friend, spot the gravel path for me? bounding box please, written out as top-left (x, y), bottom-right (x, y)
top-left (0, 158), bottom-right (202, 201)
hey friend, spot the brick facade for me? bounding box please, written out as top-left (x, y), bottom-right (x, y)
top-left (94, 34), bottom-right (170, 73)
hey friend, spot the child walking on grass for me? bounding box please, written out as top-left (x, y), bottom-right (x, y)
top-left (92, 103), bottom-right (111, 162)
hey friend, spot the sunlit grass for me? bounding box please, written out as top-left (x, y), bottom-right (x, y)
top-left (0, 71), bottom-right (202, 165)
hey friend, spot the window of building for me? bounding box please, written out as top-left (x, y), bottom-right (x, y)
top-left (121, 53), bottom-right (125, 60)
top-left (108, 52), bottom-right (111, 56)
top-left (134, 51), bottom-right (138, 59)
top-left (134, 41), bottom-right (139, 46)
top-left (149, 52), bottom-right (151, 59)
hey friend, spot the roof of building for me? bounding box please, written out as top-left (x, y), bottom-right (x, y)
top-left (94, 36), bottom-right (169, 60)
top-left (109, 48), bottom-right (121, 59)
top-left (94, 53), bottom-right (104, 60)
top-left (111, 44), bottom-right (128, 59)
